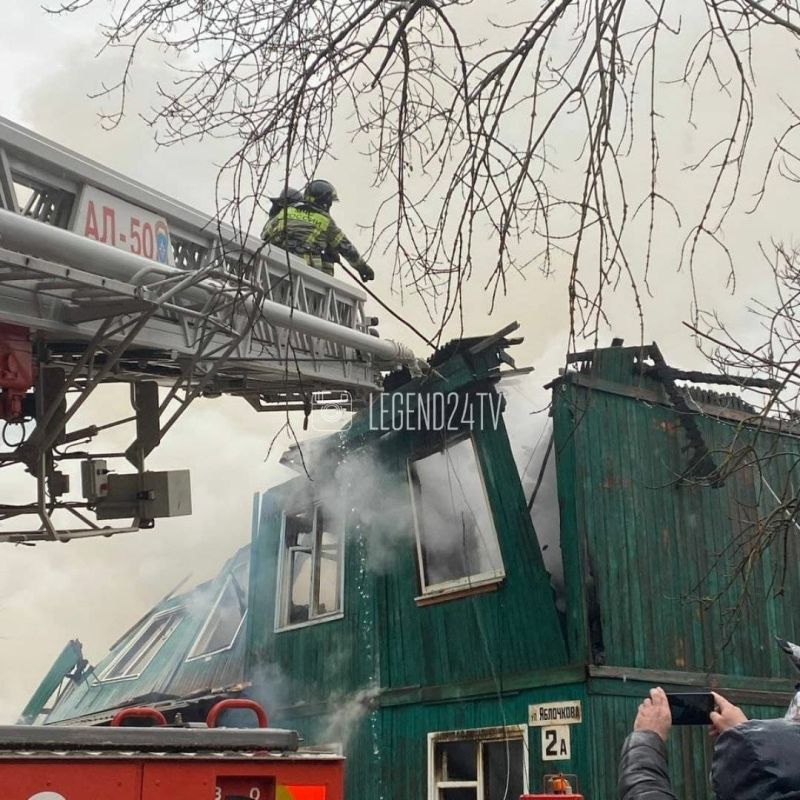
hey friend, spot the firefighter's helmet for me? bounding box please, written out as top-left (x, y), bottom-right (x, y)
top-left (269, 186), bottom-right (304, 206)
top-left (304, 179), bottom-right (339, 211)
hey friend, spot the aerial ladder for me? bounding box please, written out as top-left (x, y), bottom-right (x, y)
top-left (0, 115), bottom-right (420, 544)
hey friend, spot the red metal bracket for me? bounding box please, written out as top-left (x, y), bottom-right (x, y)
top-left (0, 323), bottom-right (33, 421)
top-left (110, 707), bottom-right (168, 727)
top-left (206, 699), bottom-right (268, 729)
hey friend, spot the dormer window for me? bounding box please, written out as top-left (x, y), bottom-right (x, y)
top-left (100, 607), bottom-right (185, 681)
top-left (187, 561), bottom-right (249, 660)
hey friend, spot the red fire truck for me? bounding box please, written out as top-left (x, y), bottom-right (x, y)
top-left (0, 701), bottom-right (343, 800)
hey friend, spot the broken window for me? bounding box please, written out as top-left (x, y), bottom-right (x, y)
top-left (430, 727), bottom-right (527, 800)
top-left (409, 436), bottom-right (504, 594)
top-left (188, 561), bottom-right (249, 660)
top-left (101, 607), bottom-right (185, 681)
top-left (277, 506), bottom-right (343, 629)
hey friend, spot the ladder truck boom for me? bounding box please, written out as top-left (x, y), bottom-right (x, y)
top-left (0, 115), bottom-right (422, 543)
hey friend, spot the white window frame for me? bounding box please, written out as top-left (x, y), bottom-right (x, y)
top-left (427, 725), bottom-right (529, 800)
top-left (98, 607), bottom-right (185, 682)
top-left (409, 434), bottom-right (505, 598)
top-left (185, 571), bottom-right (248, 662)
top-left (275, 504), bottom-right (345, 632)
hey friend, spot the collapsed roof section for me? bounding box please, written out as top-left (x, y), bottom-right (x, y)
top-left (549, 340), bottom-right (785, 486)
top-left (39, 546), bottom-right (251, 726)
top-left (279, 321), bottom-right (529, 472)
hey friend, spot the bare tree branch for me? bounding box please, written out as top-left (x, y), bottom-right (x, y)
top-left (46, 0), bottom-right (800, 344)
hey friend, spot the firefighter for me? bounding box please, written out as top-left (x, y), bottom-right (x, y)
top-left (261, 179), bottom-right (375, 282)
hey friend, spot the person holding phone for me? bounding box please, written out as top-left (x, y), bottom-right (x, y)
top-left (617, 687), bottom-right (747, 799)
top-left (619, 687), bottom-right (800, 799)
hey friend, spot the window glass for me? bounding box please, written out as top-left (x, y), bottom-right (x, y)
top-left (188, 560), bottom-right (249, 659)
top-left (431, 729), bottom-right (526, 800)
top-left (285, 510), bottom-right (314, 548)
top-left (482, 739), bottom-right (524, 800)
top-left (441, 740), bottom-right (478, 780)
top-left (441, 791), bottom-right (477, 800)
top-left (289, 549), bottom-right (313, 623)
top-left (317, 528), bottom-right (342, 615)
top-left (102, 609), bottom-right (184, 680)
top-left (279, 506), bottom-right (343, 628)
top-left (410, 437), bottom-right (503, 592)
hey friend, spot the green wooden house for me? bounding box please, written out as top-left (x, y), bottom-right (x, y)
top-left (32, 336), bottom-right (800, 799)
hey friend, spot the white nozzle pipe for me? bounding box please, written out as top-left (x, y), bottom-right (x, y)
top-left (0, 209), bottom-right (418, 366)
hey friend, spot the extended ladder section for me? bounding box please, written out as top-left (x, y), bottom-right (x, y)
top-left (0, 115), bottom-right (421, 543)
top-left (0, 115), bottom-right (416, 401)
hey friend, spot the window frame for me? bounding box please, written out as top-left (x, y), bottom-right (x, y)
top-left (98, 606), bottom-right (185, 683)
top-left (274, 504), bottom-right (345, 632)
top-left (185, 567), bottom-right (249, 662)
top-left (408, 433), bottom-right (505, 599)
top-left (427, 725), bottom-right (529, 800)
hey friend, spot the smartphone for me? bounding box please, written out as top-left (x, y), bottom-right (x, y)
top-left (666, 692), bottom-right (715, 725)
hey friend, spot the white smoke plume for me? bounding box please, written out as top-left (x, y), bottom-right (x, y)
top-left (284, 445), bottom-right (416, 573)
top-left (318, 686), bottom-right (381, 752)
top-left (500, 349), bottom-right (567, 609)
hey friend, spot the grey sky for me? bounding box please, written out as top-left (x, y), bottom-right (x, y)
top-left (0, 1), bottom-right (795, 720)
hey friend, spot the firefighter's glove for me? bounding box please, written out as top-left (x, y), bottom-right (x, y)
top-left (358, 264), bottom-right (375, 283)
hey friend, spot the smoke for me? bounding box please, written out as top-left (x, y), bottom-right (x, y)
top-left (500, 345), bottom-right (568, 609)
top-left (5, 0), bottom-right (800, 734)
top-left (318, 685), bottom-right (381, 752)
top-left (247, 656), bottom-right (378, 754)
top-left (285, 445), bottom-right (416, 573)
top-left (248, 662), bottom-right (294, 721)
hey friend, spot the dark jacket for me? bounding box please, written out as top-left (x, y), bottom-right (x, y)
top-left (618, 731), bottom-right (679, 800)
top-left (619, 721), bottom-right (800, 800)
top-left (712, 719), bottom-right (800, 800)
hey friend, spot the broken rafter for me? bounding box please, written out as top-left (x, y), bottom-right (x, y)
top-left (648, 346), bottom-right (723, 488)
top-left (641, 365), bottom-right (780, 391)
top-left (467, 321), bottom-right (521, 355)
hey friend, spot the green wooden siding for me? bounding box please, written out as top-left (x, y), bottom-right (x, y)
top-left (248, 399), bottom-right (566, 707)
top-left (554, 362), bottom-right (800, 678)
top-left (247, 490), bottom-right (380, 703)
top-left (247, 343), bottom-right (800, 799)
top-left (268, 670), bottom-right (794, 800)
top-left (244, 345), bottom-right (576, 798)
top-left (270, 680), bottom-right (591, 799)
top-left (374, 414), bottom-right (568, 690)
top-left (248, 346), bottom-right (567, 715)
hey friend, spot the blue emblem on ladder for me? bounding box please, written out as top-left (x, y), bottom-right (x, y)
top-left (155, 221), bottom-right (170, 264)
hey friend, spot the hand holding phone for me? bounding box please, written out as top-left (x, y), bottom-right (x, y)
top-left (633, 687), bottom-right (673, 741)
top-left (709, 691), bottom-right (748, 735)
